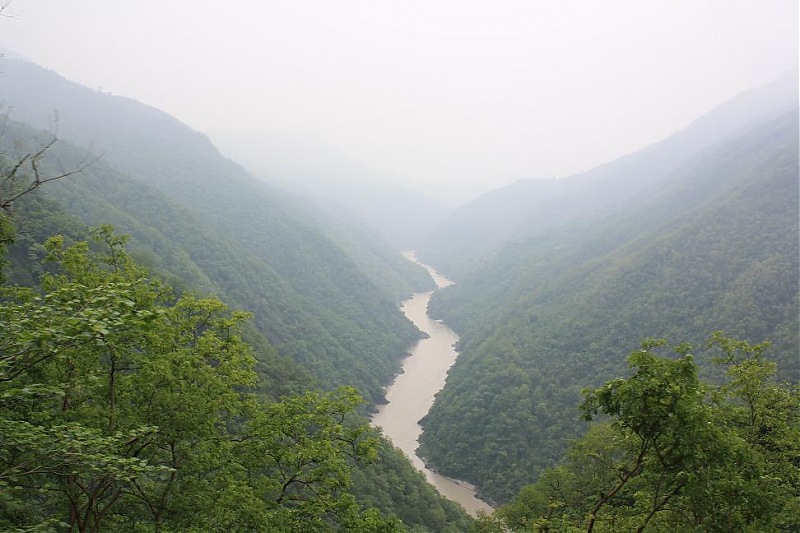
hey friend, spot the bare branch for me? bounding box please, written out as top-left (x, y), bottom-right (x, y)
top-left (1, 134), bottom-right (99, 212)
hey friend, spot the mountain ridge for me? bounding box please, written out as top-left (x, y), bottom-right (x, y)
top-left (418, 70), bottom-right (798, 278)
top-left (419, 104), bottom-right (799, 503)
top-left (0, 57), bottom-right (436, 406)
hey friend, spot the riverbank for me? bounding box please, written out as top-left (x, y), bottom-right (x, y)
top-left (371, 253), bottom-right (493, 517)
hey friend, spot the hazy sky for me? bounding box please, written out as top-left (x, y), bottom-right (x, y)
top-left (1, 1), bottom-right (797, 203)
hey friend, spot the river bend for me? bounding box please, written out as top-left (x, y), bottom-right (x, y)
top-left (371, 253), bottom-right (492, 517)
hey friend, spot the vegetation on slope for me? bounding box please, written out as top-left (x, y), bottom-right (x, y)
top-left (0, 96), bottom-right (470, 531)
top-left (475, 336), bottom-right (799, 532)
top-left (0, 59), bottom-right (434, 405)
top-left (0, 224), bottom-right (389, 531)
top-left (419, 111), bottom-right (799, 503)
top-left (0, 208), bottom-right (471, 531)
top-left (418, 71), bottom-right (797, 279)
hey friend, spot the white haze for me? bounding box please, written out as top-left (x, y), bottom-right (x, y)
top-left (0, 0), bottom-right (797, 205)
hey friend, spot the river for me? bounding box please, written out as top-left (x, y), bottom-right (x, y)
top-left (371, 253), bottom-right (493, 517)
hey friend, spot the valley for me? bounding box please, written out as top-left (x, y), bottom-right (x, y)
top-left (0, 15), bottom-right (797, 530)
top-left (372, 253), bottom-right (493, 517)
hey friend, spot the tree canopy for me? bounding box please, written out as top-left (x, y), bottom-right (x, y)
top-left (0, 226), bottom-right (408, 531)
top-left (476, 336), bottom-right (799, 532)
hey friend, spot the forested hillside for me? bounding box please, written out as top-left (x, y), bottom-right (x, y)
top-left (419, 105), bottom-right (799, 503)
top-left (2, 3), bottom-right (796, 531)
top-left (477, 336), bottom-right (799, 531)
top-left (0, 200), bottom-right (471, 531)
top-left (0, 58), bottom-right (437, 406)
top-left (418, 71), bottom-right (797, 279)
top-left (0, 63), bottom-right (472, 530)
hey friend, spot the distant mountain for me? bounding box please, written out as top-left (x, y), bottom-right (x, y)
top-left (417, 97), bottom-right (799, 503)
top-left (210, 129), bottom-right (452, 250)
top-left (418, 71), bottom-right (799, 278)
top-left (0, 57), bottom-right (435, 405)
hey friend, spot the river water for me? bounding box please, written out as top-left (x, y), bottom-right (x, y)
top-left (371, 253), bottom-right (493, 517)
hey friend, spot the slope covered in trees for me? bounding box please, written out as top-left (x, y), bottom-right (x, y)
top-left (0, 58), bottom-right (432, 297)
top-left (476, 336), bottom-right (799, 532)
top-left (0, 56), bottom-right (474, 530)
top-left (417, 71), bottom-right (797, 279)
top-left (0, 145), bottom-right (471, 531)
top-left (418, 103), bottom-right (799, 503)
top-left (0, 223), bottom-right (469, 531)
top-left (0, 58), bottom-right (437, 405)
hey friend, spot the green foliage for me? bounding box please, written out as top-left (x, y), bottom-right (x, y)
top-left (350, 439), bottom-right (475, 532)
top-left (489, 336), bottom-right (799, 532)
top-left (0, 58), bottom-right (432, 405)
top-left (0, 119), bottom-right (424, 406)
top-left (0, 131), bottom-right (471, 532)
top-left (0, 60), bottom-right (476, 531)
top-left (418, 111), bottom-right (799, 503)
top-left (0, 230), bottom-right (410, 531)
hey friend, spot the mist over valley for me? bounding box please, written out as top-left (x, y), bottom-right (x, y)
top-left (0, 2), bottom-right (797, 531)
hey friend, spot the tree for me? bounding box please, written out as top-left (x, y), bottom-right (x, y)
top-left (489, 335), bottom-right (799, 532)
top-left (236, 387), bottom-right (392, 532)
top-left (0, 230), bottom-right (170, 531)
top-left (704, 333), bottom-right (800, 531)
top-left (1, 228), bottom-right (401, 531)
top-left (579, 340), bottom-right (714, 532)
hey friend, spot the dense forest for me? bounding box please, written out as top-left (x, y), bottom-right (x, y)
top-left (475, 336), bottom-right (799, 531)
top-left (0, 58), bottom-right (471, 531)
top-left (0, 58), bottom-right (438, 406)
top-left (416, 77), bottom-right (799, 510)
top-left (0, 215), bottom-right (470, 531)
top-left (1, 51), bottom-right (798, 532)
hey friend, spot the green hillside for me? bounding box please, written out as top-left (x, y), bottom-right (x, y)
top-left (0, 93), bottom-right (470, 532)
top-left (418, 72), bottom-right (797, 279)
top-left (480, 336), bottom-right (799, 531)
top-left (3, 49), bottom-right (796, 532)
top-left (418, 109), bottom-right (799, 503)
top-left (0, 196), bottom-right (471, 531)
top-left (0, 59), bottom-right (437, 405)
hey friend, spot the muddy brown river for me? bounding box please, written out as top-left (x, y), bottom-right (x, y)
top-left (371, 253), bottom-right (493, 517)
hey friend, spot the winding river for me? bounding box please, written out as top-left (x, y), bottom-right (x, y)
top-left (371, 253), bottom-right (493, 517)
